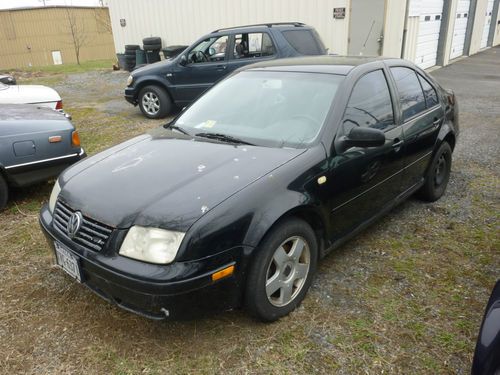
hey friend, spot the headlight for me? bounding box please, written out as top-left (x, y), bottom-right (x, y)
top-left (126, 75), bottom-right (133, 86)
top-left (119, 226), bottom-right (185, 264)
top-left (49, 180), bottom-right (61, 213)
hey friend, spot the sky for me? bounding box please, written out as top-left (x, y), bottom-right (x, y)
top-left (0, 0), bottom-right (106, 10)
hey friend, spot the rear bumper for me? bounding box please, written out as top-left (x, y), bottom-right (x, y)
top-left (39, 204), bottom-right (246, 320)
top-left (6, 148), bottom-right (86, 187)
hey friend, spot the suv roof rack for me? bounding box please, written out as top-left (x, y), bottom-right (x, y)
top-left (212, 22), bottom-right (305, 33)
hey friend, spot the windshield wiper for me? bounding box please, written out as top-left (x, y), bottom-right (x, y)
top-left (195, 132), bottom-right (254, 145)
top-left (165, 123), bottom-right (190, 135)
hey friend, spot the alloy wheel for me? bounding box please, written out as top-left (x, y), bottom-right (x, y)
top-left (142, 92), bottom-right (160, 115)
top-left (434, 153), bottom-right (447, 187)
top-left (265, 236), bottom-right (311, 307)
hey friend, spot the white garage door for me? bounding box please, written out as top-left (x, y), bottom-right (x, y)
top-left (480, 0), bottom-right (494, 48)
top-left (415, 0), bottom-right (444, 69)
top-left (450, 0), bottom-right (471, 59)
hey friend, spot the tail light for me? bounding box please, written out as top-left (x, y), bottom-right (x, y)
top-left (446, 90), bottom-right (455, 106)
top-left (71, 130), bottom-right (81, 148)
top-left (55, 100), bottom-right (63, 110)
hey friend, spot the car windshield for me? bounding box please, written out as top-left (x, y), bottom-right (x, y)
top-left (0, 83), bottom-right (8, 90)
top-left (175, 71), bottom-right (344, 148)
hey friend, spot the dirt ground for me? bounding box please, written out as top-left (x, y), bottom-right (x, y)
top-left (0, 49), bottom-right (498, 374)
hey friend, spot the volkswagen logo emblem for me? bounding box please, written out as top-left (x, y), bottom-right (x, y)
top-left (67, 212), bottom-right (83, 239)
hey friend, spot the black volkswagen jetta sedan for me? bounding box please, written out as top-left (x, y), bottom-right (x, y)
top-left (40, 56), bottom-right (459, 322)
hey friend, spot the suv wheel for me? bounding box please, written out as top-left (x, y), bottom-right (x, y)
top-left (245, 218), bottom-right (318, 322)
top-left (138, 85), bottom-right (172, 119)
top-left (418, 141), bottom-right (452, 202)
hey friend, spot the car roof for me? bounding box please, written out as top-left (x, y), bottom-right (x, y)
top-left (243, 55), bottom-right (400, 75)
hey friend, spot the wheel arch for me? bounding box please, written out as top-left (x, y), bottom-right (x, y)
top-left (249, 204), bottom-right (328, 263)
top-left (134, 76), bottom-right (173, 102)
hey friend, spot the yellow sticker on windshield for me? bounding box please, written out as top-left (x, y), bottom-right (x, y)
top-left (203, 120), bottom-right (216, 128)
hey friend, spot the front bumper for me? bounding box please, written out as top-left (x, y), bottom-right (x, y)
top-left (39, 204), bottom-right (246, 320)
top-left (124, 87), bottom-right (137, 105)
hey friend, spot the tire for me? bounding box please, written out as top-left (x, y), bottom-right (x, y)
top-left (142, 37), bottom-right (161, 45)
top-left (143, 43), bottom-right (162, 51)
top-left (138, 85), bottom-right (172, 119)
top-left (417, 142), bottom-right (452, 202)
top-left (0, 173), bottom-right (8, 210)
top-left (125, 44), bottom-right (140, 50)
top-left (245, 218), bottom-right (318, 322)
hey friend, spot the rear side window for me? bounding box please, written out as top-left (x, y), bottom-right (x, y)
top-left (233, 33), bottom-right (275, 59)
top-left (390, 67), bottom-right (426, 121)
top-left (342, 70), bottom-right (394, 132)
top-left (417, 74), bottom-right (439, 108)
top-left (282, 30), bottom-right (325, 55)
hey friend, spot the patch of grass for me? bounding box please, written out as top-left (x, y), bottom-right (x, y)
top-left (15, 59), bottom-right (115, 74)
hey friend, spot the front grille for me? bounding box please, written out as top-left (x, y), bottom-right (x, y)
top-left (53, 200), bottom-right (113, 252)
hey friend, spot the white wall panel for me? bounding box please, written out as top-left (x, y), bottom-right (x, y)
top-left (108, 0), bottom-right (350, 55)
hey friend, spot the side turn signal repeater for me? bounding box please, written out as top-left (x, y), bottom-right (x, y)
top-left (211, 265), bottom-right (235, 282)
top-left (71, 130), bottom-right (81, 148)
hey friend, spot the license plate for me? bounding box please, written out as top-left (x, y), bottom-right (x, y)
top-left (54, 241), bottom-right (82, 282)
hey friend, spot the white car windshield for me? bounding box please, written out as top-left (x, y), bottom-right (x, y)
top-left (175, 71), bottom-right (344, 148)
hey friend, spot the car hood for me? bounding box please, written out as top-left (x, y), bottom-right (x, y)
top-left (0, 84), bottom-right (60, 105)
top-left (132, 59), bottom-right (173, 76)
top-left (59, 128), bottom-right (305, 230)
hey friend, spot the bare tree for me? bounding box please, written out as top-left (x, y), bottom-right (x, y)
top-left (64, 8), bottom-right (87, 65)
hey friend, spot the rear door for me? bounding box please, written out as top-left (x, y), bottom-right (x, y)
top-left (226, 31), bottom-right (277, 74)
top-left (326, 68), bottom-right (406, 240)
top-left (387, 66), bottom-right (444, 189)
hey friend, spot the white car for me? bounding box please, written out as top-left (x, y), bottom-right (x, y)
top-left (0, 82), bottom-right (63, 110)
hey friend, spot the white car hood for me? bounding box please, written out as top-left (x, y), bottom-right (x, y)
top-left (0, 85), bottom-right (61, 109)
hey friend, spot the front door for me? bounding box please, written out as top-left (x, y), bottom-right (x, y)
top-left (348, 0), bottom-right (385, 56)
top-left (325, 69), bottom-right (406, 241)
top-left (170, 35), bottom-right (229, 103)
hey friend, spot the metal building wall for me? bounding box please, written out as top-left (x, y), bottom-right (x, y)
top-left (107, 0), bottom-right (351, 55)
top-left (0, 7), bottom-right (116, 69)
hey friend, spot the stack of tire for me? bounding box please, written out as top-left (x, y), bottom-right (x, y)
top-left (124, 44), bottom-right (140, 71)
top-left (143, 37), bottom-right (162, 64)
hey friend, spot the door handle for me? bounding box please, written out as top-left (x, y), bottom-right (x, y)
top-left (216, 65), bottom-right (226, 71)
top-left (392, 139), bottom-right (404, 148)
top-left (433, 118), bottom-right (442, 128)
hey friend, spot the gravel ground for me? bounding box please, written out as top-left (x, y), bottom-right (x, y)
top-left (0, 48), bottom-right (498, 374)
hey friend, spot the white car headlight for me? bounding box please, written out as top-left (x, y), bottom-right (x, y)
top-left (126, 75), bottom-right (133, 86)
top-left (49, 180), bottom-right (61, 213)
top-left (119, 226), bottom-right (185, 264)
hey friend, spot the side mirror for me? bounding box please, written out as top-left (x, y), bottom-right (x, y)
top-left (179, 55), bottom-right (187, 66)
top-left (208, 47), bottom-right (216, 56)
top-left (339, 127), bottom-right (385, 151)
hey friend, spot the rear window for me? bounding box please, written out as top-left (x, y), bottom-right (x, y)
top-left (282, 30), bottom-right (325, 55)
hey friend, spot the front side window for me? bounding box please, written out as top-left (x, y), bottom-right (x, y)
top-left (188, 35), bottom-right (228, 64)
top-left (390, 67), bottom-right (426, 121)
top-left (233, 33), bottom-right (275, 59)
top-left (417, 73), bottom-right (439, 108)
top-left (342, 70), bottom-right (394, 133)
top-left (175, 71), bottom-right (344, 148)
